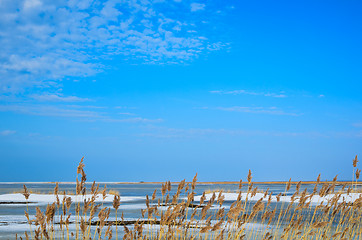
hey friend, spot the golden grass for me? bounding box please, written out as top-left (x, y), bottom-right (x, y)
top-left (108, 190), bottom-right (120, 195)
top-left (19, 155), bottom-right (362, 240)
top-left (204, 189), bottom-right (235, 194)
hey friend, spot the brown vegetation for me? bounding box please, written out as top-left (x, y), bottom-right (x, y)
top-left (19, 155), bottom-right (362, 239)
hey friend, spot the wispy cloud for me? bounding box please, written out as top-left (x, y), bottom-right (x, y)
top-left (114, 106), bottom-right (138, 110)
top-left (104, 117), bottom-right (163, 123)
top-left (0, 130), bottom-right (16, 136)
top-left (30, 93), bottom-right (90, 102)
top-left (190, 3), bottom-right (206, 12)
top-left (0, 103), bottom-right (162, 123)
top-left (352, 122), bottom-right (362, 128)
top-left (199, 106), bottom-right (300, 116)
top-left (0, 0), bottom-right (230, 94)
top-left (210, 90), bottom-right (287, 98)
top-left (118, 112), bottom-right (135, 116)
top-left (138, 126), bottom-right (326, 139)
top-left (66, 105), bottom-right (106, 109)
top-left (0, 104), bottom-right (102, 118)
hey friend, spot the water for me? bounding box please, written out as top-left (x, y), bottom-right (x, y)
top-left (0, 182), bottom-right (351, 239)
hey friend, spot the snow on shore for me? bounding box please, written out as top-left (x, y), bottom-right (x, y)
top-left (193, 192), bottom-right (362, 204)
top-left (0, 193), bottom-right (144, 204)
top-left (1, 192), bottom-right (361, 206)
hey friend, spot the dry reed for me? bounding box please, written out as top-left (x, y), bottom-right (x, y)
top-left (19, 155), bottom-right (362, 240)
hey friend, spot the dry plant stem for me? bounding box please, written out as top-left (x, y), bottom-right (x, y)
top-left (236, 185), bottom-right (251, 239)
top-left (25, 202), bottom-right (34, 240)
top-left (272, 185), bottom-right (290, 240)
top-left (115, 209), bottom-right (118, 240)
top-left (300, 204), bottom-right (318, 238)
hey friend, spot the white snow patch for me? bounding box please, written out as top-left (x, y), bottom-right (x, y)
top-left (193, 192), bottom-right (362, 204)
top-left (0, 193), bottom-right (144, 205)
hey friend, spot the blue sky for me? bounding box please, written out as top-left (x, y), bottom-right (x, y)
top-left (1, 0), bottom-right (362, 182)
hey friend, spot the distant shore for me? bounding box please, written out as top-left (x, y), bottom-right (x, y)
top-left (0, 181), bottom-right (361, 185)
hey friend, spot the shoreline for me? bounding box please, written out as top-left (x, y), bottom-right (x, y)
top-left (0, 181), bottom-right (361, 185)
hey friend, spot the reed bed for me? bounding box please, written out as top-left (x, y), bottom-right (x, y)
top-left (19, 156), bottom-right (362, 240)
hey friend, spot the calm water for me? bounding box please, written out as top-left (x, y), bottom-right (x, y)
top-left (0, 182), bottom-right (343, 239)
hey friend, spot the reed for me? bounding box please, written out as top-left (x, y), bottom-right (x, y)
top-left (19, 155), bottom-right (361, 239)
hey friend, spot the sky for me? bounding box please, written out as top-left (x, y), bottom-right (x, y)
top-left (0, 0), bottom-right (362, 182)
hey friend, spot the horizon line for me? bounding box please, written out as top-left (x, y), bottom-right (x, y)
top-left (0, 180), bottom-right (361, 185)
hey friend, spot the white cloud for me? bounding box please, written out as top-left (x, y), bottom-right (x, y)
top-left (210, 90), bottom-right (287, 98)
top-left (190, 3), bottom-right (205, 12)
top-left (0, 130), bottom-right (16, 136)
top-left (0, 0), bottom-right (228, 94)
top-left (23, 0), bottom-right (42, 10)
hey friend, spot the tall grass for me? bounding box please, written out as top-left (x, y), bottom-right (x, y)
top-left (20, 156), bottom-right (362, 240)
